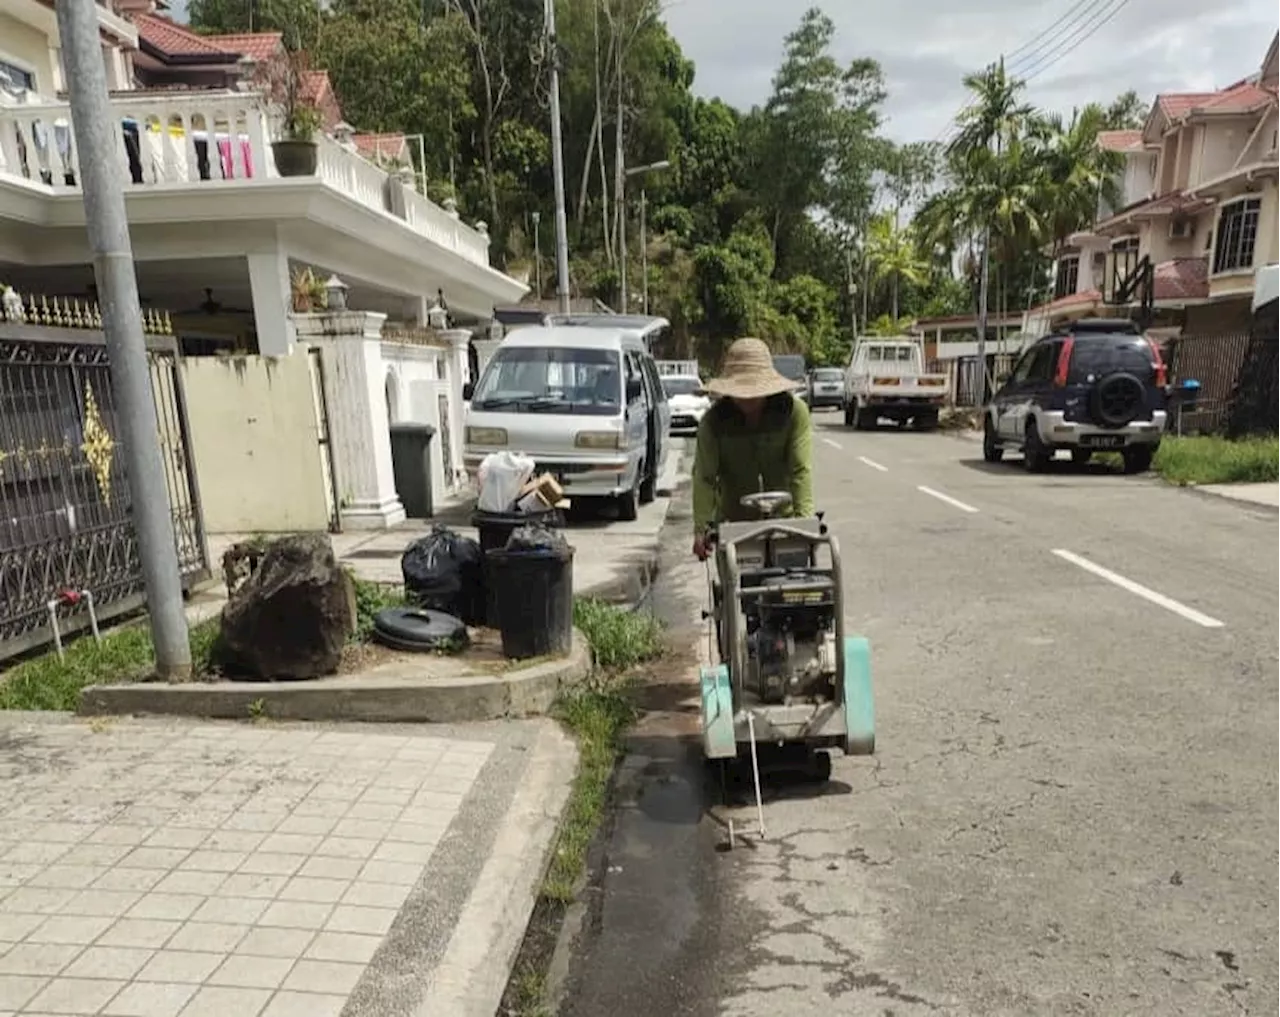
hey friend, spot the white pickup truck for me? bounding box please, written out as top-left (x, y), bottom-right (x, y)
top-left (843, 336), bottom-right (950, 431)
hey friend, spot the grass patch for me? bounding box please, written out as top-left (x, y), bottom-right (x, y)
top-left (0, 617), bottom-right (219, 712)
top-left (349, 574), bottom-right (406, 643)
top-left (1153, 435), bottom-right (1279, 486)
top-left (572, 597), bottom-right (663, 671)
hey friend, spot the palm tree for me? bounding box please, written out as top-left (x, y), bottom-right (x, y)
top-left (866, 212), bottom-right (929, 321)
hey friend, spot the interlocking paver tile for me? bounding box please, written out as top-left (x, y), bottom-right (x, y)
top-left (233, 928), bottom-right (314, 960)
top-left (257, 902), bottom-right (332, 931)
top-left (323, 905), bottom-right (395, 936)
top-left (206, 955), bottom-right (292, 990)
top-left (164, 922), bottom-right (247, 954)
top-left (0, 942), bottom-right (82, 976)
top-left (101, 980), bottom-right (198, 1017)
top-left (312, 838), bottom-right (376, 860)
top-left (235, 855), bottom-right (302, 877)
top-left (26, 976), bottom-right (124, 1014)
top-left (124, 895), bottom-right (203, 922)
top-left (59, 889), bottom-right (141, 918)
top-left (96, 919), bottom-right (181, 950)
top-left (259, 990), bottom-right (345, 1017)
top-left (174, 984), bottom-right (270, 1017)
top-left (280, 959), bottom-right (362, 995)
top-left (0, 974), bottom-right (46, 1010)
top-left (303, 932), bottom-right (380, 965)
top-left (277, 878), bottom-right (348, 905)
top-left (62, 947), bottom-right (155, 981)
top-left (26, 866), bottom-right (105, 890)
top-left (26, 915), bottom-right (115, 945)
top-left (135, 951), bottom-right (221, 984)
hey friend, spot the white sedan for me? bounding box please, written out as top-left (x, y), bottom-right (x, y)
top-left (663, 374), bottom-right (710, 434)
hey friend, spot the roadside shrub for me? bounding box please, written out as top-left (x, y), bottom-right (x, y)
top-left (1154, 435), bottom-right (1279, 486)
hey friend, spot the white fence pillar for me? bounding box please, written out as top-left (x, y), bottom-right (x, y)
top-left (294, 310), bottom-right (406, 530)
top-left (439, 328), bottom-right (471, 490)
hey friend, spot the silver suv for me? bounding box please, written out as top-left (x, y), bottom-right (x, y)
top-left (983, 320), bottom-right (1168, 474)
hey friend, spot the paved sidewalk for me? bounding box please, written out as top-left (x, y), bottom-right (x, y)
top-left (1196, 481), bottom-right (1279, 509)
top-left (0, 714), bottom-right (575, 1017)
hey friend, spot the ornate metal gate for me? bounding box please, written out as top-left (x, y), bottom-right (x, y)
top-left (0, 299), bottom-right (210, 660)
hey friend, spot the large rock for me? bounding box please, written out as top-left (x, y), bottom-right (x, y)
top-left (216, 533), bottom-right (356, 680)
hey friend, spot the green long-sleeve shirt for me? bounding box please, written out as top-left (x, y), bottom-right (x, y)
top-left (692, 393), bottom-right (814, 532)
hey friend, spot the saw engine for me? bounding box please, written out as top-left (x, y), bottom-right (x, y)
top-left (741, 571), bottom-right (839, 705)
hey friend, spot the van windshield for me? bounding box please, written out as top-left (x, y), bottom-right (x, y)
top-left (473, 347), bottom-right (622, 415)
top-left (813, 369), bottom-right (843, 381)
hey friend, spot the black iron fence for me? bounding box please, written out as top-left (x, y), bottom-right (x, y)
top-left (0, 293), bottom-right (209, 659)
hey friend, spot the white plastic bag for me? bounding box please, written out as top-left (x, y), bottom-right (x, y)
top-left (477, 451), bottom-right (536, 512)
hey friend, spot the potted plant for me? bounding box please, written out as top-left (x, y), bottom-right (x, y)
top-left (258, 50), bottom-right (322, 177)
top-left (290, 267), bottom-right (328, 312)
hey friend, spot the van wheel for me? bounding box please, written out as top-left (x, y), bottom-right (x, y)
top-left (843, 403), bottom-right (854, 427)
top-left (616, 484), bottom-right (639, 522)
top-left (639, 460), bottom-right (656, 505)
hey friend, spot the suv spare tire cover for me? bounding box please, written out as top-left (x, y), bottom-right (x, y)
top-left (1090, 372), bottom-right (1145, 427)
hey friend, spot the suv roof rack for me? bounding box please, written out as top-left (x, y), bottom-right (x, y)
top-left (1060, 318), bottom-right (1142, 336)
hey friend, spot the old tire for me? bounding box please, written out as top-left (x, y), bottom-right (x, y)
top-left (1122, 445), bottom-right (1154, 474)
top-left (983, 419), bottom-right (1003, 463)
top-left (1024, 421), bottom-right (1051, 473)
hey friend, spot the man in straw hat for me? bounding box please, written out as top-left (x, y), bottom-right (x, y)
top-left (691, 337), bottom-right (814, 560)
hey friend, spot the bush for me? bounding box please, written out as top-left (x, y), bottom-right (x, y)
top-left (348, 574), bottom-right (405, 643)
top-left (1154, 435), bottom-right (1279, 486)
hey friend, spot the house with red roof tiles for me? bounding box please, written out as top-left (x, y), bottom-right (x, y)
top-left (1025, 33), bottom-right (1278, 337)
top-left (0, 0), bottom-right (524, 344)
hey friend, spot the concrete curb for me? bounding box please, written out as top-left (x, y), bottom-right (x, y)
top-left (78, 629), bottom-right (592, 723)
top-left (416, 721), bottom-right (578, 1017)
top-left (1179, 483), bottom-right (1280, 513)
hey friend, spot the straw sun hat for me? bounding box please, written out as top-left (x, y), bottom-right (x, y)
top-left (703, 338), bottom-right (797, 400)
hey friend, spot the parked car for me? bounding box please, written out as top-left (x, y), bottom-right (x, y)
top-left (463, 325), bottom-right (671, 520)
top-left (663, 374), bottom-right (710, 434)
top-left (806, 367), bottom-right (845, 410)
top-left (983, 319), bottom-right (1169, 474)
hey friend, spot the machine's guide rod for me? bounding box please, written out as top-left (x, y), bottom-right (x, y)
top-left (728, 710), bottom-right (767, 848)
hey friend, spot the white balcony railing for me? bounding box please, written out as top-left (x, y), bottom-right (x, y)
top-left (0, 91), bottom-right (491, 268)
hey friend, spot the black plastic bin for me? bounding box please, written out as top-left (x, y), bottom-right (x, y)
top-left (473, 507), bottom-right (565, 626)
top-left (488, 545), bottom-right (574, 660)
top-left (389, 424), bottom-right (437, 519)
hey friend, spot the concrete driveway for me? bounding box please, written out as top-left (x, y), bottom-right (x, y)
top-left (560, 423), bottom-right (1278, 1017)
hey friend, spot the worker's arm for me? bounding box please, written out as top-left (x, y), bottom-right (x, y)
top-left (691, 411), bottom-right (721, 534)
top-left (788, 395), bottom-right (815, 518)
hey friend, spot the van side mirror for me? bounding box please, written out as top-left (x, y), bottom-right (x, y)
top-left (462, 382), bottom-right (475, 401)
top-left (626, 378), bottom-right (643, 401)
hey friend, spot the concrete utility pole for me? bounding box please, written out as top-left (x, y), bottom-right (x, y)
top-left (544, 0), bottom-right (572, 314)
top-left (57, 0), bottom-right (191, 679)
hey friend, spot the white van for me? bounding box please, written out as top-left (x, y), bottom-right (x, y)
top-left (463, 325), bottom-right (672, 520)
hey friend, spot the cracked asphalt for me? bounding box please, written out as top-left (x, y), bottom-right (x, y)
top-left (558, 423), bottom-right (1277, 1017)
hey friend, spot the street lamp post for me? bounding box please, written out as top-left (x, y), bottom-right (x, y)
top-left (619, 159), bottom-right (670, 314)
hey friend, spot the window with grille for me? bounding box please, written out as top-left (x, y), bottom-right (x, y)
top-left (1111, 236), bottom-right (1139, 253)
top-left (1053, 255), bottom-right (1080, 299)
top-left (1212, 197), bottom-right (1261, 274)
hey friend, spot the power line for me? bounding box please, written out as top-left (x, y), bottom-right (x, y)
top-left (930, 0), bottom-right (1134, 146)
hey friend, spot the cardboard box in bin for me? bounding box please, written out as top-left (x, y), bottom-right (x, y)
top-left (516, 473), bottom-right (566, 513)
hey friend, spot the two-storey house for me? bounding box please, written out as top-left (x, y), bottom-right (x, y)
top-left (0, 0), bottom-right (524, 357)
top-left (1025, 33), bottom-right (1278, 336)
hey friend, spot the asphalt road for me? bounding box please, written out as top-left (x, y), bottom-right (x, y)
top-left (557, 418), bottom-right (1278, 1017)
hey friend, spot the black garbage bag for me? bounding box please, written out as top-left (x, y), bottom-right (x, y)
top-left (400, 526), bottom-right (485, 625)
top-left (505, 523), bottom-right (570, 553)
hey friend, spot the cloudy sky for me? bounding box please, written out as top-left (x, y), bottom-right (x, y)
top-left (165, 0), bottom-right (1277, 143)
top-left (663, 0), bottom-right (1278, 142)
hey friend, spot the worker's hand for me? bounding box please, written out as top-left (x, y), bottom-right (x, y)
top-left (693, 533), bottom-right (711, 561)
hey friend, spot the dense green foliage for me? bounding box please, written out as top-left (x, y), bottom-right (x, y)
top-left (188, 1), bottom-right (1144, 367)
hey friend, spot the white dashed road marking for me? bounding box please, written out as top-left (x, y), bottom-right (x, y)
top-left (821, 437), bottom-right (843, 449)
top-left (857, 456), bottom-right (888, 473)
top-left (1051, 549), bottom-right (1225, 629)
top-left (917, 485), bottom-right (979, 514)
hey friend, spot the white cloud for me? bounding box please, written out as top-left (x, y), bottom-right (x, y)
top-left (662, 0), bottom-right (1279, 141)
